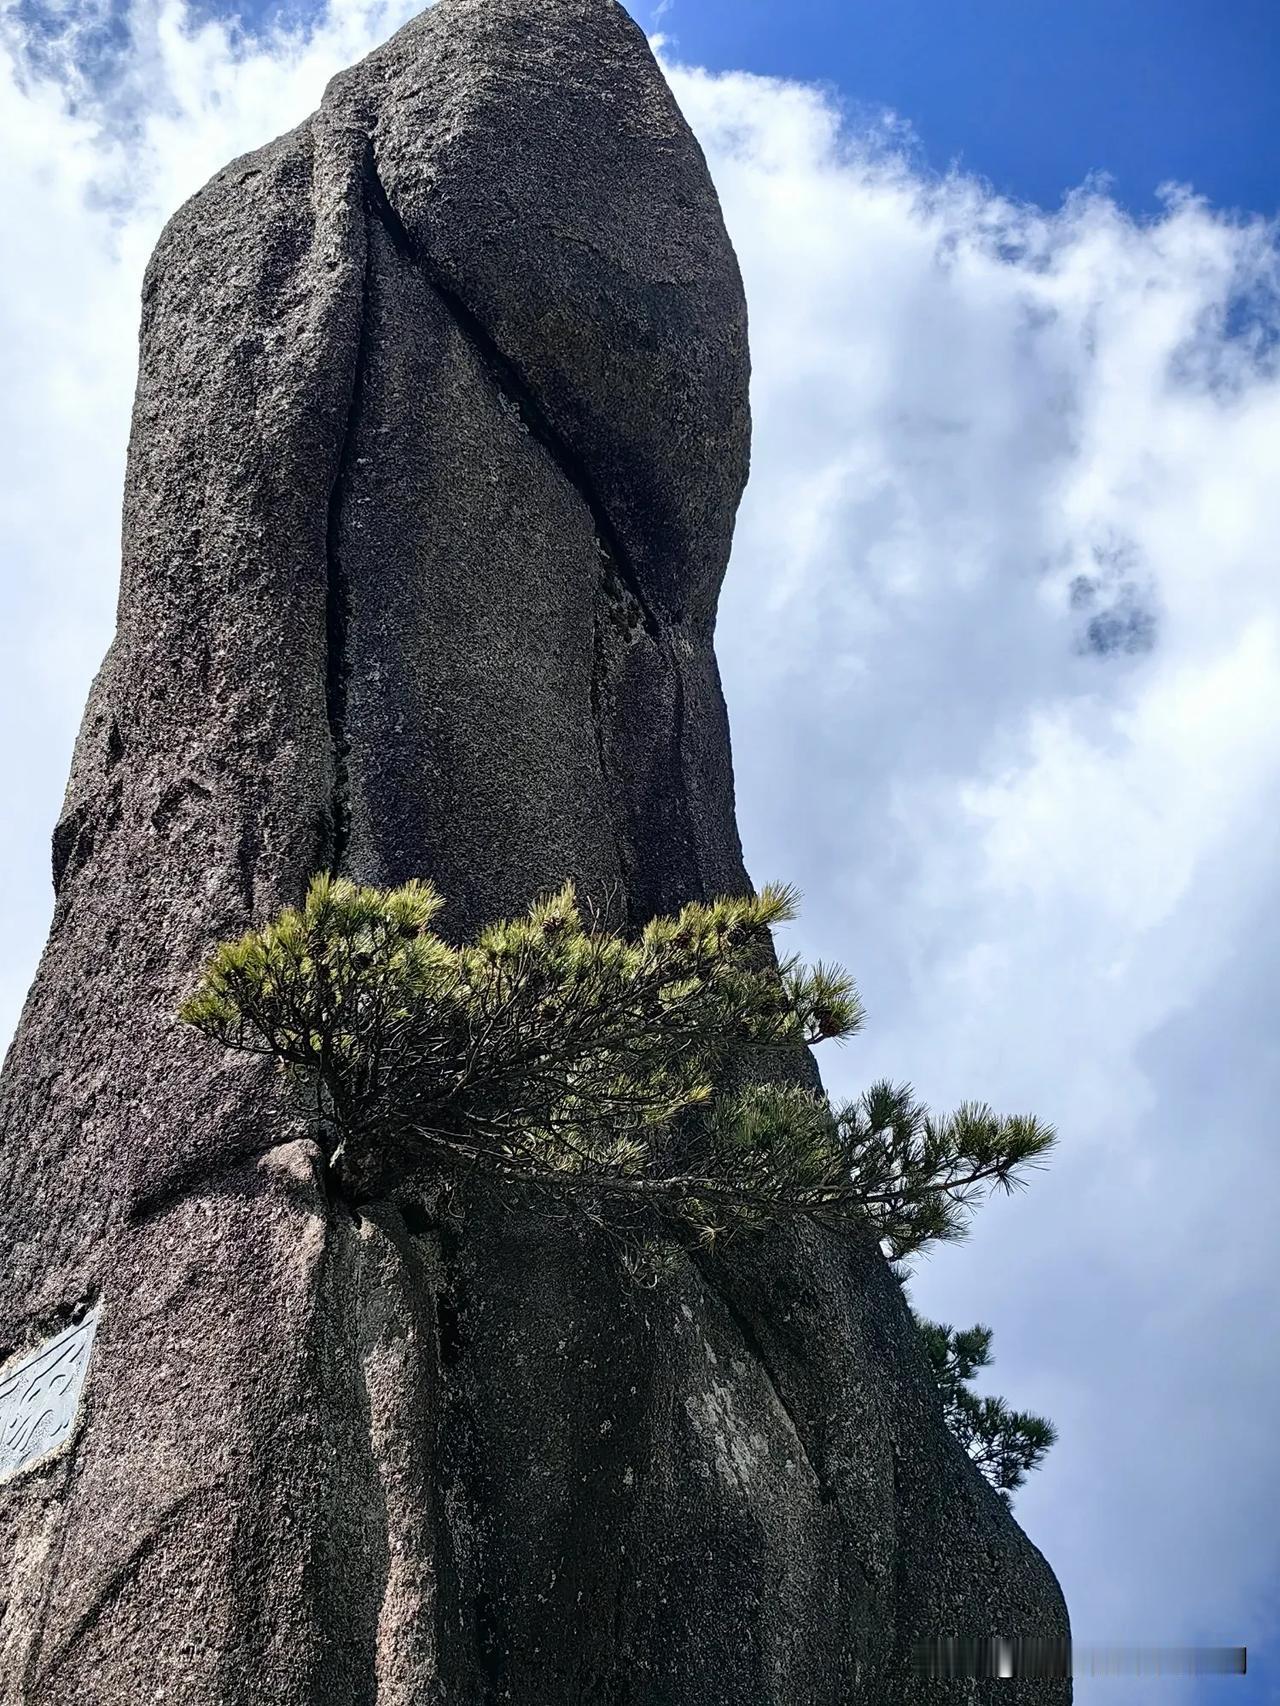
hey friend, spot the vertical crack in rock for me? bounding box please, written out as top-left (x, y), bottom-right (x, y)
top-left (890, 1446), bottom-right (909, 1680)
top-left (322, 148), bottom-right (381, 875)
top-left (362, 161), bottom-right (657, 639)
top-left (434, 1227), bottom-right (511, 1702)
top-left (362, 154), bottom-right (707, 923)
top-left (588, 591), bottom-right (636, 931)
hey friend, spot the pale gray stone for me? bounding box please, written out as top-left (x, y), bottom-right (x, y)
top-left (0, 1313), bottom-right (98, 1483)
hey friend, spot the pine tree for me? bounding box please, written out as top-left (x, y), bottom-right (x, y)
top-left (180, 874), bottom-right (1055, 1265)
top-left (912, 1313), bottom-right (1057, 1501)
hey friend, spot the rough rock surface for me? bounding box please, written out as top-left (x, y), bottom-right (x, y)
top-left (0, 1), bottom-right (1070, 1700)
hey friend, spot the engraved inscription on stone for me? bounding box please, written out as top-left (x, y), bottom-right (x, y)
top-left (0, 1310), bottom-right (98, 1480)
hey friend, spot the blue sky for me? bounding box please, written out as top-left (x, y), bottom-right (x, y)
top-left (1, 0), bottom-right (1278, 1700)
top-left (644, 0), bottom-right (1280, 218)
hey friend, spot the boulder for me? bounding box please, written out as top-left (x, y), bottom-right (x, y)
top-left (0, 3), bottom-right (1069, 1699)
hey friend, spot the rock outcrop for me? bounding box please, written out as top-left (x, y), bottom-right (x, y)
top-left (0, 2), bottom-right (1070, 1700)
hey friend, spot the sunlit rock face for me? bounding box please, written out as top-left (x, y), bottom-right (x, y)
top-left (0, 3), bottom-right (1068, 1700)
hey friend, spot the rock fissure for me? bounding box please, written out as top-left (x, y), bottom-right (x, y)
top-left (363, 153), bottom-right (657, 641)
top-left (363, 146), bottom-right (681, 926)
top-left (321, 149), bottom-right (380, 876)
top-left (588, 607), bottom-right (634, 932)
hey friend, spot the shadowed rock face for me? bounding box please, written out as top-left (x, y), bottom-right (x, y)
top-left (0, 2), bottom-right (1070, 1700)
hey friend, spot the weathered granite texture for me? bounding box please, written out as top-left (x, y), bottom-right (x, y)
top-left (0, 1), bottom-right (1071, 1699)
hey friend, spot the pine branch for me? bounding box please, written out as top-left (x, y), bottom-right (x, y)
top-left (911, 1310), bottom-right (1057, 1498)
top-left (180, 874), bottom-right (1055, 1266)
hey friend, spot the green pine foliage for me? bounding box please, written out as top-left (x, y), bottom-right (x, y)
top-left (913, 1313), bottom-right (1057, 1501)
top-left (180, 874), bottom-right (1055, 1263)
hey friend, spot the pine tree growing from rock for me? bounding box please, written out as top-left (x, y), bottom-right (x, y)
top-left (180, 873), bottom-right (1055, 1263)
top-left (0, 2), bottom-right (1072, 1698)
top-left (913, 1315), bottom-right (1057, 1501)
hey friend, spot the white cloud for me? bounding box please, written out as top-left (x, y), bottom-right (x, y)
top-left (1, 3), bottom-right (1277, 1693)
top-left (663, 53), bottom-right (1280, 1692)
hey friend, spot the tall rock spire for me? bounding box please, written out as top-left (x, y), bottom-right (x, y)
top-left (0, 2), bottom-right (1069, 1699)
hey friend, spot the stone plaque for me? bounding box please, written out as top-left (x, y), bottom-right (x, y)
top-left (0, 1310), bottom-right (98, 1480)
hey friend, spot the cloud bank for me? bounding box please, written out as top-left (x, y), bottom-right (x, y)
top-left (2, 1), bottom-right (1278, 1695)
top-left (662, 54), bottom-right (1280, 1697)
